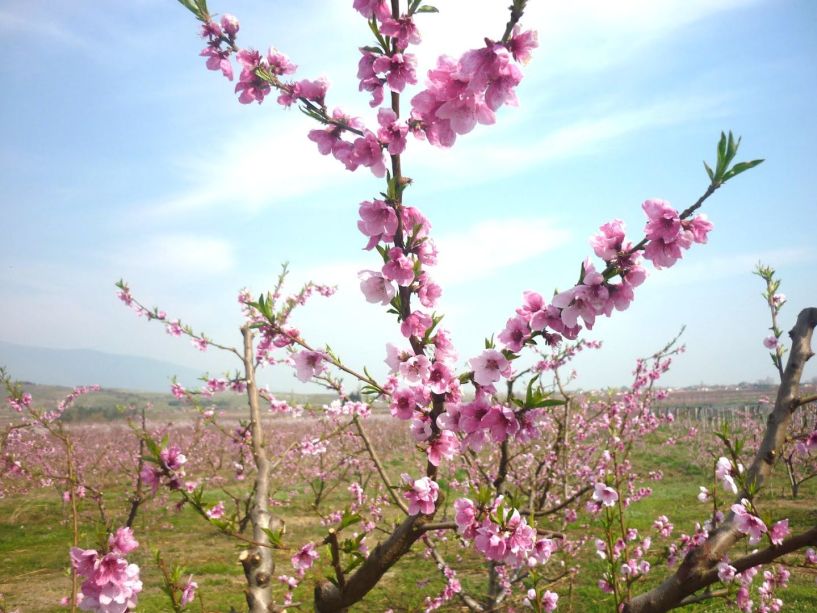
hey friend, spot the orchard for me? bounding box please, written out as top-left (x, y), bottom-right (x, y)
top-left (1, 1), bottom-right (816, 612)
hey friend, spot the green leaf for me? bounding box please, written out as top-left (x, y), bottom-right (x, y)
top-left (722, 159), bottom-right (764, 182)
top-left (415, 5), bottom-right (440, 12)
top-left (716, 131), bottom-right (728, 176)
top-left (703, 160), bottom-right (715, 182)
top-left (531, 398), bottom-right (568, 408)
top-left (338, 509), bottom-right (362, 531)
top-left (261, 527), bottom-right (284, 548)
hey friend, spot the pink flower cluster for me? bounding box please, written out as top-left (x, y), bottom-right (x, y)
top-left (291, 542), bottom-right (319, 574)
top-left (454, 497), bottom-right (555, 569)
top-left (642, 199), bottom-right (712, 269)
top-left (199, 14), bottom-right (240, 80)
top-left (410, 28), bottom-right (537, 147)
top-left (731, 499), bottom-right (768, 545)
top-left (437, 393), bottom-right (522, 450)
top-left (69, 528), bottom-right (143, 613)
top-left (401, 473), bottom-right (439, 515)
top-left (484, 201), bottom-right (710, 379)
top-left (141, 444), bottom-right (187, 493)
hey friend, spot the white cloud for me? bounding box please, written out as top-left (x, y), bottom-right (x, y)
top-left (651, 247), bottom-right (817, 287)
top-left (116, 234), bottom-right (236, 276)
top-left (435, 217), bottom-right (571, 285)
top-left (0, 8), bottom-right (91, 49)
top-left (410, 93), bottom-right (728, 188)
top-left (134, 117), bottom-right (355, 218)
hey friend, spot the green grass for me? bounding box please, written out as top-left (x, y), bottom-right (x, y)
top-left (1, 435), bottom-right (816, 612)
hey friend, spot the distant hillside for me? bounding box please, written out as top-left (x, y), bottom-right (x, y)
top-left (0, 340), bottom-right (202, 393)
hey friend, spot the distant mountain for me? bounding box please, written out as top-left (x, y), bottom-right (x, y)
top-left (0, 340), bottom-right (201, 392)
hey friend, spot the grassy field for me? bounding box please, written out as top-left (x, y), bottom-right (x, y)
top-left (1, 421), bottom-right (815, 613)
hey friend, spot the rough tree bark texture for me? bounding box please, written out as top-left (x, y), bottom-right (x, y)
top-left (625, 307), bottom-right (817, 613)
top-left (313, 514), bottom-right (426, 612)
top-left (240, 325), bottom-right (282, 613)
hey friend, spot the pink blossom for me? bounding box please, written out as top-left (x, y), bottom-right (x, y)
top-left (591, 219), bottom-right (626, 260)
top-left (353, 0), bottom-right (390, 21)
top-left (358, 270), bottom-right (396, 305)
top-left (474, 521), bottom-right (506, 561)
top-left (480, 404), bottom-right (519, 443)
top-left (200, 47), bottom-right (233, 80)
top-left (266, 48), bottom-right (296, 75)
top-left (540, 590), bottom-right (559, 612)
top-left (427, 430), bottom-right (460, 466)
top-left (507, 27), bottom-right (538, 64)
top-left (763, 335), bottom-right (778, 349)
top-left (70, 547), bottom-right (99, 578)
top-left (643, 199), bottom-right (681, 242)
top-left (718, 561), bottom-right (737, 583)
top-left (206, 501), bottom-right (225, 519)
top-left (417, 273), bottom-right (442, 308)
top-left (352, 131), bottom-right (387, 177)
top-left (382, 247), bottom-right (414, 287)
top-left (373, 53), bottom-right (417, 92)
top-left (380, 16), bottom-right (421, 50)
top-left (292, 350), bottom-right (326, 382)
top-left (411, 414), bottom-right (432, 441)
top-left (736, 586), bottom-right (752, 613)
top-left (400, 311), bottom-right (433, 339)
top-left (769, 519), bottom-right (789, 546)
top-left (390, 387), bottom-right (419, 420)
top-left (644, 234), bottom-right (689, 269)
top-left (377, 108), bottom-right (408, 155)
top-left (432, 328), bottom-right (458, 363)
top-left (552, 286), bottom-right (595, 330)
top-left (731, 501), bottom-right (767, 544)
top-left (805, 548), bottom-right (817, 564)
top-left (435, 93), bottom-right (495, 136)
top-left (108, 528), bottom-right (138, 556)
top-left (426, 361), bottom-right (454, 395)
top-left (159, 445), bottom-right (187, 471)
top-left (165, 320), bottom-right (183, 336)
top-left (498, 315), bottom-right (530, 352)
top-left (402, 474), bottom-right (439, 515)
top-left (528, 538), bottom-right (556, 566)
top-left (220, 14), bottom-right (239, 37)
top-left (140, 465), bottom-right (161, 493)
top-left (454, 498), bottom-right (477, 538)
top-left (715, 456), bottom-right (738, 494)
top-left (291, 542), bottom-right (319, 572)
top-left (685, 214), bottom-right (713, 243)
top-left (653, 515), bottom-right (673, 538)
top-left (180, 576), bottom-right (198, 606)
top-left (592, 482), bottom-right (619, 507)
top-left (358, 198), bottom-right (398, 243)
top-left (385, 343), bottom-right (410, 372)
top-left (399, 354), bottom-right (431, 383)
top-left (357, 51), bottom-right (384, 107)
top-left (469, 349), bottom-right (511, 386)
top-left (234, 49), bottom-right (271, 104)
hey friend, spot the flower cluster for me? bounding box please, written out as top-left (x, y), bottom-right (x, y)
top-left (401, 473), bottom-right (439, 515)
top-left (454, 497), bottom-right (555, 569)
top-left (69, 528), bottom-right (143, 613)
top-left (141, 444), bottom-right (188, 492)
top-left (410, 27), bottom-right (537, 147)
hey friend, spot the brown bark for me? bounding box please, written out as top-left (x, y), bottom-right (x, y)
top-left (239, 325), bottom-right (281, 613)
top-left (314, 514), bottom-right (426, 612)
top-left (625, 308), bottom-right (817, 613)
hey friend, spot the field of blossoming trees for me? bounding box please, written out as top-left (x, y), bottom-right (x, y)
top-left (2, 0), bottom-right (817, 612)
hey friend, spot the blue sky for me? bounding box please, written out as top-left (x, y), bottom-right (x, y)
top-left (1, 0), bottom-right (816, 393)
